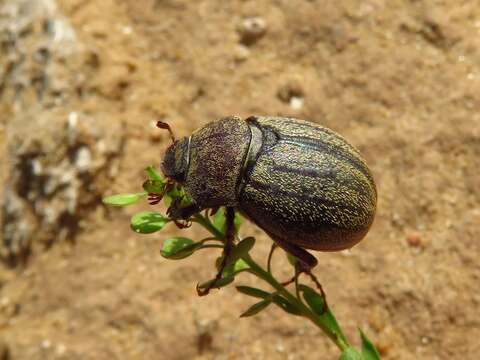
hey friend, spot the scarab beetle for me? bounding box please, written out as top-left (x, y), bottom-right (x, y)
top-left (159, 116), bottom-right (377, 295)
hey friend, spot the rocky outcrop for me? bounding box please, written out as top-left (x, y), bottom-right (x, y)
top-left (0, 0), bottom-right (125, 264)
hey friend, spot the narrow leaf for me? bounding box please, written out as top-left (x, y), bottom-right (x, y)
top-left (271, 295), bottom-right (302, 316)
top-left (131, 211), bottom-right (169, 234)
top-left (360, 329), bottom-right (381, 360)
top-left (213, 207), bottom-right (226, 234)
top-left (197, 276), bottom-right (234, 290)
top-left (235, 287), bottom-right (301, 316)
top-left (239, 299), bottom-right (271, 318)
top-left (299, 285), bottom-right (349, 345)
top-left (234, 212), bottom-right (243, 233)
top-left (160, 237), bottom-right (200, 259)
top-left (226, 237), bottom-right (255, 266)
top-left (339, 347), bottom-right (363, 360)
top-left (145, 166), bottom-right (163, 181)
top-left (236, 286), bottom-right (271, 299)
top-left (102, 192), bottom-right (146, 206)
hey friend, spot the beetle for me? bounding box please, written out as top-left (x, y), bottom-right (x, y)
top-left (159, 116), bottom-right (377, 296)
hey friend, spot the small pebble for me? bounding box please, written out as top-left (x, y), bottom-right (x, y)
top-left (41, 339), bottom-right (52, 349)
top-left (406, 233), bottom-right (422, 247)
top-left (75, 146), bottom-right (92, 172)
top-left (289, 96), bottom-right (304, 109)
top-left (234, 45), bottom-right (250, 62)
top-left (237, 17), bottom-right (267, 45)
top-left (122, 26), bottom-right (133, 35)
top-left (277, 82), bottom-right (305, 109)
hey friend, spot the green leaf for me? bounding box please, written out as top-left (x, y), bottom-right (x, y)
top-left (236, 286), bottom-right (271, 299)
top-left (231, 258), bottom-right (250, 273)
top-left (218, 238), bottom-right (255, 278)
top-left (226, 237), bottom-right (255, 267)
top-left (239, 299), bottom-right (271, 318)
top-left (286, 252), bottom-right (299, 267)
top-left (220, 258), bottom-right (250, 278)
top-left (145, 166), bottom-right (163, 181)
top-left (102, 192), bottom-right (146, 206)
top-left (160, 237), bottom-right (200, 259)
top-left (213, 208), bottom-right (243, 234)
top-left (234, 212), bottom-right (243, 233)
top-left (142, 180), bottom-right (166, 193)
top-left (339, 347), bottom-right (363, 360)
top-left (197, 276), bottom-right (234, 290)
top-left (130, 211), bottom-right (169, 234)
top-left (236, 287), bottom-right (301, 316)
top-left (360, 329), bottom-right (381, 360)
top-left (271, 294), bottom-right (302, 316)
top-left (164, 186), bottom-right (192, 207)
top-left (299, 285), bottom-right (349, 345)
top-left (213, 208), bottom-right (227, 234)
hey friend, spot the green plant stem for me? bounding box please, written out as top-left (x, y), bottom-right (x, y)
top-left (241, 254), bottom-right (349, 352)
top-left (199, 244), bottom-right (224, 249)
top-left (194, 213), bottom-right (349, 352)
top-left (193, 213), bottom-right (224, 239)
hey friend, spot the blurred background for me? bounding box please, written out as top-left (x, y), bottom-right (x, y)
top-left (1, 0), bottom-right (479, 359)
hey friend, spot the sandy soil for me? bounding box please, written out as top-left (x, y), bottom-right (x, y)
top-left (1, 1), bottom-right (479, 359)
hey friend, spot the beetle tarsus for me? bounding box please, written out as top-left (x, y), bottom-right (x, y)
top-left (267, 243), bottom-right (277, 274)
top-left (279, 261), bottom-right (328, 314)
top-left (166, 199), bottom-right (200, 229)
top-left (173, 219), bottom-right (192, 229)
top-left (167, 200), bottom-right (199, 218)
top-left (147, 181), bottom-right (174, 205)
top-left (197, 207), bottom-right (236, 296)
top-left (304, 267), bottom-right (328, 313)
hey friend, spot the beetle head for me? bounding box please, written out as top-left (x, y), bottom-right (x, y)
top-left (161, 137), bottom-right (189, 183)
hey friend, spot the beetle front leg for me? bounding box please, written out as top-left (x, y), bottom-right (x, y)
top-left (167, 199), bottom-right (201, 228)
top-left (197, 206), bottom-right (235, 296)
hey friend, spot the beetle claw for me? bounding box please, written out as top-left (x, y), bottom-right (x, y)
top-left (196, 283), bottom-right (210, 296)
top-left (172, 219), bottom-right (192, 229)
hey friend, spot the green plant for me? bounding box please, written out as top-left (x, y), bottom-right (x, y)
top-left (103, 166), bottom-right (381, 359)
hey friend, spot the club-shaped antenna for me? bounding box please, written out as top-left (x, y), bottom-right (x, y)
top-left (156, 121), bottom-right (176, 144)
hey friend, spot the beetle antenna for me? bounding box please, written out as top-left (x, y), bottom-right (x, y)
top-left (156, 120), bottom-right (176, 143)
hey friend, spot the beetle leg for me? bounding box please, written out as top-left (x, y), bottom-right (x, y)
top-left (267, 234), bottom-right (318, 269)
top-left (197, 207), bottom-right (235, 296)
top-left (167, 200), bottom-right (201, 228)
top-left (167, 200), bottom-right (201, 220)
top-left (267, 243), bottom-right (277, 274)
top-left (302, 267), bottom-right (328, 313)
top-left (268, 235), bottom-right (328, 312)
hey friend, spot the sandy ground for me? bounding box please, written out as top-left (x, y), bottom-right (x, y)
top-left (1, 1), bottom-right (480, 359)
